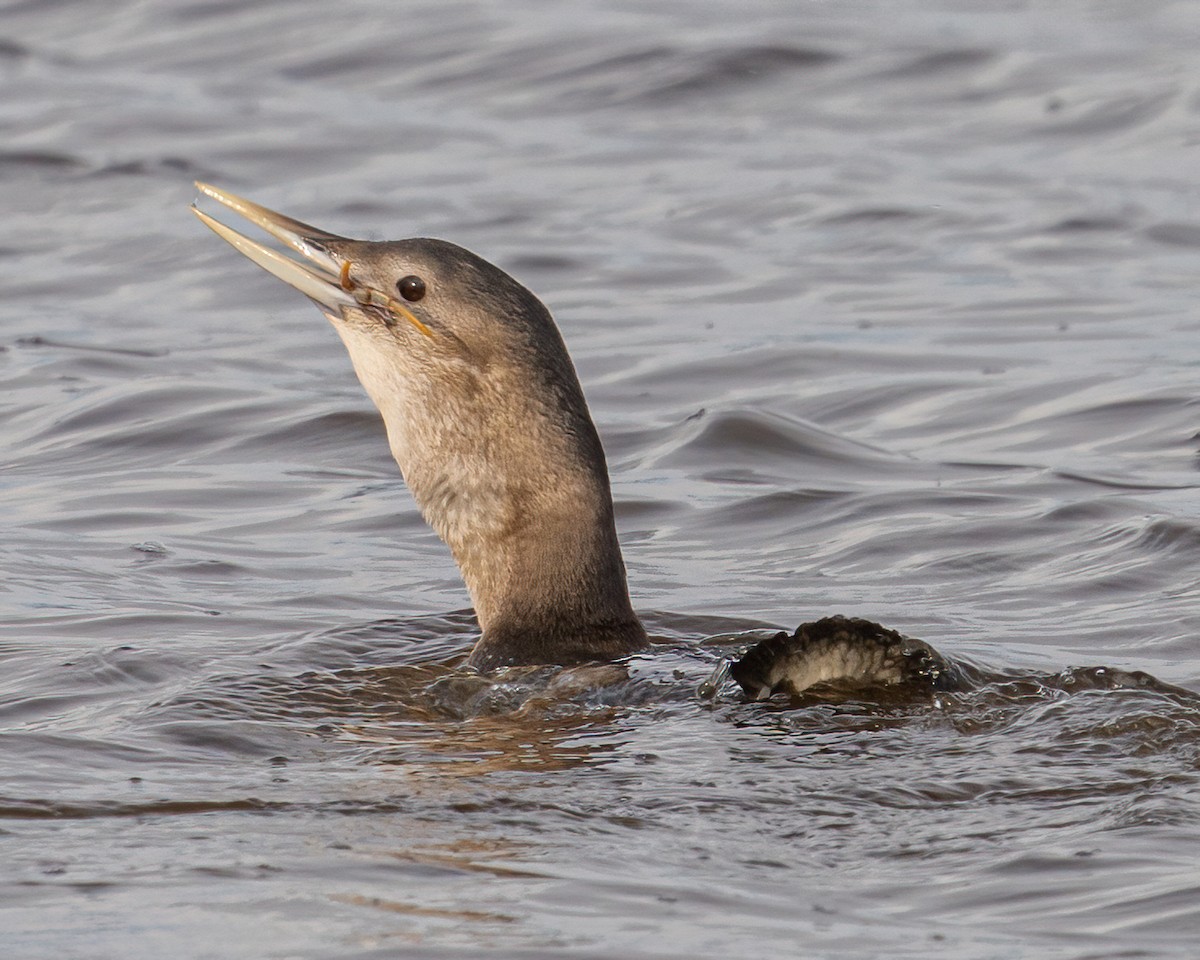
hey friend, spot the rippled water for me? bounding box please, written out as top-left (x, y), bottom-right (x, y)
top-left (4, 1), bottom-right (1200, 957)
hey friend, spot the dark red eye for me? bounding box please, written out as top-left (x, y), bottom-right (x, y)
top-left (396, 275), bottom-right (426, 302)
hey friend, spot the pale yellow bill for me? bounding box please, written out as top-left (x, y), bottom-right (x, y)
top-left (191, 205), bottom-right (356, 311)
top-left (192, 182), bottom-right (433, 337)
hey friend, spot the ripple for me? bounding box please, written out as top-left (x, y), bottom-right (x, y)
top-left (0, 38), bottom-right (31, 59)
top-left (1038, 89), bottom-right (1177, 136)
top-left (6, 1), bottom-right (1200, 955)
top-left (1145, 221), bottom-right (1200, 248)
top-left (0, 150), bottom-right (86, 173)
top-left (629, 44), bottom-right (841, 104)
top-left (645, 406), bottom-right (900, 480)
top-left (0, 796), bottom-right (283, 820)
top-left (878, 48), bottom-right (995, 79)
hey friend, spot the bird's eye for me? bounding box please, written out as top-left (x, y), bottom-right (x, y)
top-left (396, 275), bottom-right (426, 302)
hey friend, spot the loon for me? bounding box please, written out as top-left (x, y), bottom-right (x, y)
top-left (192, 183), bottom-right (950, 699)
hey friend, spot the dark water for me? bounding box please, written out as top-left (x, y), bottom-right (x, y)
top-left (4, 1), bottom-right (1200, 956)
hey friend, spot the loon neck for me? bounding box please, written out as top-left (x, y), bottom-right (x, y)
top-left (340, 324), bottom-right (647, 670)
top-left (462, 492), bottom-right (647, 670)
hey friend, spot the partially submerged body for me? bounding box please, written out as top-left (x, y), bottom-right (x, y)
top-left (730, 616), bottom-right (958, 699)
top-left (193, 184), bottom-right (951, 700)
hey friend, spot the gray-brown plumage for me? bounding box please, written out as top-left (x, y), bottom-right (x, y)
top-left (730, 616), bottom-right (954, 699)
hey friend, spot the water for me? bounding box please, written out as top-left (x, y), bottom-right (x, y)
top-left (3, 1), bottom-right (1200, 956)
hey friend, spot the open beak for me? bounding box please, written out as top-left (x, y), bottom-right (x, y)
top-left (191, 182), bottom-right (431, 336)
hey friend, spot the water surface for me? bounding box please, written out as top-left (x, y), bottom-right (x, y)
top-left (3, 1), bottom-right (1200, 957)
